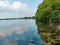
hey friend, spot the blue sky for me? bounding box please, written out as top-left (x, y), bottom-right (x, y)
top-left (0, 0), bottom-right (43, 18)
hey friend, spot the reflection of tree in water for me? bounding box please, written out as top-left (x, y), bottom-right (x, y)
top-left (36, 21), bottom-right (60, 45)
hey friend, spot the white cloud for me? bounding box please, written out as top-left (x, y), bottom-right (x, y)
top-left (0, 1), bottom-right (10, 8)
top-left (0, 0), bottom-right (28, 11)
top-left (12, 1), bottom-right (28, 11)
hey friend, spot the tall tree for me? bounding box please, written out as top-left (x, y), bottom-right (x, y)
top-left (35, 0), bottom-right (60, 23)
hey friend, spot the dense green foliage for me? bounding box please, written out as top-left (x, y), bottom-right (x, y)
top-left (35, 0), bottom-right (60, 23)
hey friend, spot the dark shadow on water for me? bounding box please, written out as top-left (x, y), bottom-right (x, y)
top-left (36, 21), bottom-right (60, 45)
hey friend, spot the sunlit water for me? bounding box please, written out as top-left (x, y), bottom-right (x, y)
top-left (0, 19), bottom-right (43, 45)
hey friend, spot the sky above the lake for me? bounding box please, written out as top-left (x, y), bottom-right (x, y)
top-left (0, 0), bottom-right (43, 18)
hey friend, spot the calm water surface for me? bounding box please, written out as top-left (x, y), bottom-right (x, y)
top-left (0, 19), bottom-right (43, 45)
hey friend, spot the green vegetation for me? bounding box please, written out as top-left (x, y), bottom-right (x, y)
top-left (35, 0), bottom-right (60, 45)
top-left (35, 0), bottom-right (60, 23)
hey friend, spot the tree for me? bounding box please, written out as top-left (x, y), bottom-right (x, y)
top-left (35, 0), bottom-right (60, 23)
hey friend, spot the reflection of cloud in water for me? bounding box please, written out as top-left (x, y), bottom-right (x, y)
top-left (0, 27), bottom-right (30, 37)
top-left (0, 20), bottom-right (44, 45)
top-left (29, 43), bottom-right (36, 45)
top-left (2, 39), bottom-right (18, 45)
top-left (0, 29), bottom-right (43, 45)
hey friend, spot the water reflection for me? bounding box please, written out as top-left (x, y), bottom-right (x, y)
top-left (36, 21), bottom-right (60, 45)
top-left (0, 19), bottom-right (43, 45)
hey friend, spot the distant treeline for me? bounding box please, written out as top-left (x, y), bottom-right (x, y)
top-left (0, 16), bottom-right (35, 20)
top-left (23, 16), bottom-right (35, 19)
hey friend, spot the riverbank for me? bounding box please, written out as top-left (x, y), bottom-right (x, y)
top-left (0, 17), bottom-right (35, 20)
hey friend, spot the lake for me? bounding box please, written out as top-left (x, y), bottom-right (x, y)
top-left (0, 19), bottom-right (43, 45)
